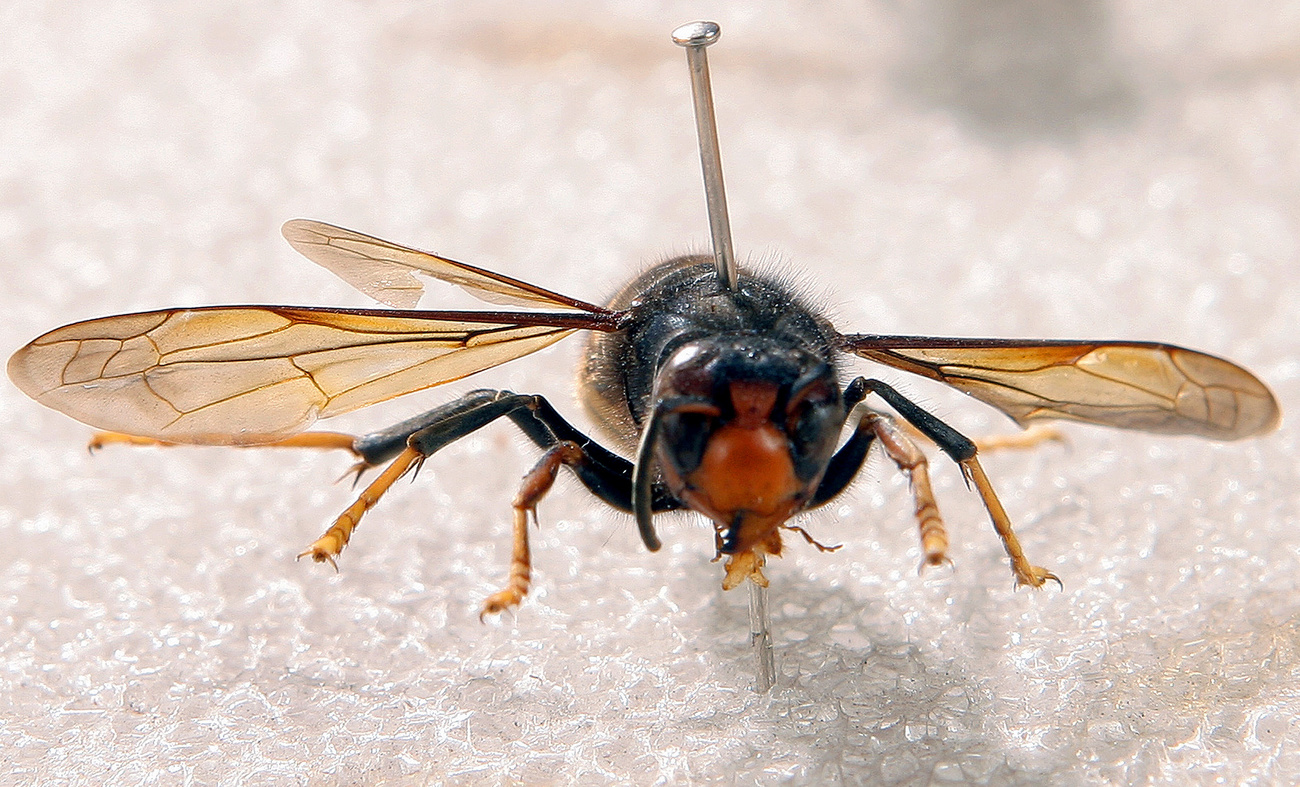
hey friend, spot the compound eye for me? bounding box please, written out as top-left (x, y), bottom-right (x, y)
top-left (788, 396), bottom-right (836, 443)
top-left (658, 403), bottom-right (721, 476)
top-left (785, 381), bottom-right (844, 479)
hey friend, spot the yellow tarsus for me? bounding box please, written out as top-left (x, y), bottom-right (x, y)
top-left (298, 445), bottom-right (422, 568)
top-left (962, 456), bottom-right (1062, 590)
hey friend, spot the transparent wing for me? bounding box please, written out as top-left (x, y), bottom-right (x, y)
top-left (841, 335), bottom-right (1280, 440)
top-left (282, 219), bottom-right (610, 312)
top-left (8, 306), bottom-right (616, 445)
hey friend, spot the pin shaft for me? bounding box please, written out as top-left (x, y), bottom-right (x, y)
top-left (673, 21), bottom-right (738, 291)
top-left (748, 580), bottom-right (776, 693)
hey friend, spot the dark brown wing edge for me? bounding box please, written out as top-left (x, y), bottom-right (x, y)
top-left (839, 334), bottom-right (1280, 441)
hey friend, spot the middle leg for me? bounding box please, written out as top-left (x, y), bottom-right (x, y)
top-left (858, 378), bottom-right (1060, 589)
top-left (298, 389), bottom-right (686, 617)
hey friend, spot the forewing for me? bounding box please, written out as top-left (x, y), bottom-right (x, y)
top-left (282, 219), bottom-right (609, 312)
top-left (841, 335), bottom-right (1280, 440)
top-left (8, 306), bottom-right (614, 445)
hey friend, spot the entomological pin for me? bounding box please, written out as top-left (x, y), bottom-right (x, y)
top-left (8, 23), bottom-right (1281, 633)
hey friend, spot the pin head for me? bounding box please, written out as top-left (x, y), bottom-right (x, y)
top-left (672, 21), bottom-right (721, 48)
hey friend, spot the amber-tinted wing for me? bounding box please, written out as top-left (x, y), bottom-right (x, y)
top-left (282, 219), bottom-right (611, 313)
top-left (840, 335), bottom-right (1280, 440)
top-left (8, 306), bottom-right (617, 445)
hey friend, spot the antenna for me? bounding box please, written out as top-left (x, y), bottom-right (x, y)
top-left (672, 21), bottom-right (739, 292)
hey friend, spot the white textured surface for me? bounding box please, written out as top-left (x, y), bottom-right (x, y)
top-left (3, 2), bottom-right (1298, 785)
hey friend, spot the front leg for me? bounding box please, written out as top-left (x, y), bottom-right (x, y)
top-left (863, 410), bottom-right (950, 571)
top-left (806, 405), bottom-right (948, 571)
top-left (480, 441), bottom-right (586, 618)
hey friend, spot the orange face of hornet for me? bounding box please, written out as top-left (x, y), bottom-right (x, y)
top-left (647, 338), bottom-right (847, 588)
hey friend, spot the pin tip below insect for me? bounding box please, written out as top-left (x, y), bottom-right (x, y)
top-left (672, 20), bottom-right (720, 48)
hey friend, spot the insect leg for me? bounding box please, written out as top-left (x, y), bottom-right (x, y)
top-left (783, 524), bottom-right (841, 552)
top-left (855, 378), bottom-right (1060, 589)
top-left (480, 441), bottom-right (585, 618)
top-left (299, 390), bottom-right (554, 569)
top-left (349, 390), bottom-right (516, 464)
top-left (895, 421), bottom-right (1067, 454)
top-left (971, 423), bottom-right (1067, 453)
top-left (806, 404), bottom-right (948, 568)
top-left (863, 410), bottom-right (950, 570)
top-left (960, 456), bottom-right (1061, 588)
top-left (808, 409), bottom-right (877, 507)
top-left (503, 395), bottom-right (684, 517)
top-left (298, 445), bottom-right (423, 569)
top-left (301, 389), bottom-right (683, 613)
top-left (88, 432), bottom-right (178, 451)
top-left (87, 431), bottom-right (361, 455)
top-left (353, 390), bottom-right (681, 519)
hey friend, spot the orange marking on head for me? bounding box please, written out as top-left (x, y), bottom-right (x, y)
top-left (687, 421), bottom-right (800, 516)
top-left (675, 381), bottom-right (807, 558)
top-left (728, 380), bottom-right (778, 428)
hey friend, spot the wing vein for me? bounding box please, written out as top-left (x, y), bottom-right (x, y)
top-left (840, 335), bottom-right (1279, 440)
